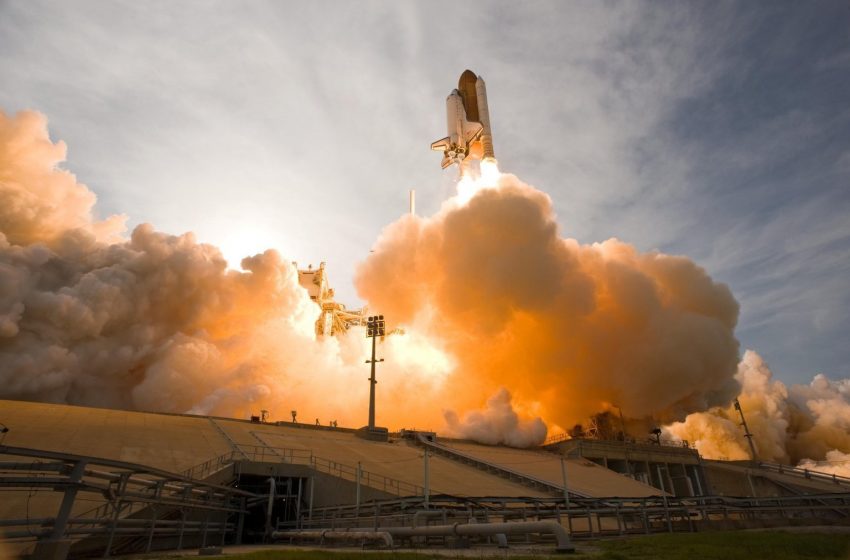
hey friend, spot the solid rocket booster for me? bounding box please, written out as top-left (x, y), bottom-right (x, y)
top-left (431, 70), bottom-right (496, 169)
top-left (475, 76), bottom-right (495, 160)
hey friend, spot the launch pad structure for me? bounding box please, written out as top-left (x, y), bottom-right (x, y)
top-left (1, 399), bottom-right (849, 560)
top-left (3, 71), bottom-right (850, 560)
top-left (296, 262), bottom-right (366, 336)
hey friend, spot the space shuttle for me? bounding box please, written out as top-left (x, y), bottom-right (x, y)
top-left (431, 70), bottom-right (495, 170)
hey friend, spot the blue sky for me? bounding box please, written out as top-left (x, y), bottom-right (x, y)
top-left (1, 1), bottom-right (848, 385)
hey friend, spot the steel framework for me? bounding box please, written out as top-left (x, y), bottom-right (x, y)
top-left (0, 445), bottom-right (255, 558)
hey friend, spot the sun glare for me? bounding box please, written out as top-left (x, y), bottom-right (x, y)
top-left (216, 226), bottom-right (281, 270)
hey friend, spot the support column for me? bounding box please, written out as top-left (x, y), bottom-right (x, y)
top-left (51, 460), bottom-right (88, 540)
top-left (34, 459), bottom-right (88, 560)
top-left (308, 477), bottom-right (315, 527)
top-left (423, 448), bottom-right (430, 507)
top-left (356, 462), bottom-right (362, 516)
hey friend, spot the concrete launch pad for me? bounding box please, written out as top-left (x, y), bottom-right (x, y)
top-left (2, 399), bottom-right (849, 559)
top-left (0, 399), bottom-right (661, 505)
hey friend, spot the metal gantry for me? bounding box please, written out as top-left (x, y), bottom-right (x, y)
top-left (0, 445), bottom-right (255, 558)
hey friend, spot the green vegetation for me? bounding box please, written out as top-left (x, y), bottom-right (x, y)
top-left (594, 531), bottom-right (850, 559)
top-left (147, 531), bottom-right (850, 560)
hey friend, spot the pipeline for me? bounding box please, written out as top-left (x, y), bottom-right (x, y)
top-left (276, 520), bottom-right (574, 553)
top-left (272, 529), bottom-right (394, 548)
top-left (412, 509), bottom-right (446, 528)
top-left (389, 521), bottom-right (574, 553)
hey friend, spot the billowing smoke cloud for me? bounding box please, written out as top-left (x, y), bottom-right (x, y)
top-left (444, 388), bottom-right (547, 447)
top-left (0, 110), bottom-right (126, 247)
top-left (5, 109), bottom-right (845, 464)
top-left (666, 350), bottom-right (850, 472)
top-left (797, 450), bottom-right (850, 478)
top-left (356, 173), bottom-right (741, 432)
top-left (0, 110), bottom-right (454, 427)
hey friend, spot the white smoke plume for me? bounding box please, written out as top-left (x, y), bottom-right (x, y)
top-left (4, 109), bottom-right (845, 462)
top-left (356, 171), bottom-right (742, 432)
top-left (0, 110), bottom-right (453, 427)
top-left (666, 350), bottom-right (850, 470)
top-left (0, 109), bottom-right (745, 444)
top-left (444, 388), bottom-right (547, 447)
top-left (797, 450), bottom-right (850, 479)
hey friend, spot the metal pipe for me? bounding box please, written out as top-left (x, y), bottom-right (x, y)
top-left (272, 529), bottom-right (394, 548)
top-left (412, 510), bottom-right (444, 528)
top-left (344, 521), bottom-right (573, 553)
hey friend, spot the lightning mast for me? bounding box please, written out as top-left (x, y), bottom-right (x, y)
top-left (734, 398), bottom-right (759, 462)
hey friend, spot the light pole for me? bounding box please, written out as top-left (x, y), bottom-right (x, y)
top-left (365, 315), bottom-right (385, 431)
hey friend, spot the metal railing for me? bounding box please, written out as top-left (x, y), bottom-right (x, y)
top-left (411, 433), bottom-right (591, 498)
top-left (544, 434), bottom-right (694, 452)
top-left (302, 492), bottom-right (850, 540)
top-left (756, 461), bottom-right (850, 488)
top-left (0, 445), bottom-right (255, 557)
top-left (234, 443), bottom-right (424, 497)
top-left (181, 451), bottom-right (242, 481)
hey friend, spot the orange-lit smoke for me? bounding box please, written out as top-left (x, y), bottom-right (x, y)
top-left (444, 387), bottom-right (547, 447)
top-left (356, 164), bottom-right (742, 440)
top-left (0, 110), bottom-right (453, 428)
top-left (666, 350), bottom-right (850, 474)
top-left (6, 109), bottom-right (844, 464)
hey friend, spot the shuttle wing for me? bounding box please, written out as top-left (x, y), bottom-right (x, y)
top-left (431, 137), bottom-right (450, 151)
top-left (463, 122), bottom-right (483, 144)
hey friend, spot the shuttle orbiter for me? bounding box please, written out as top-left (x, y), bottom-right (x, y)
top-left (431, 70), bottom-right (495, 170)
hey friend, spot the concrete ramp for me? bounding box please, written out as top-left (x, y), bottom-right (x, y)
top-left (0, 399), bottom-right (663, 505)
top-left (231, 426), bottom-right (550, 498)
top-left (705, 460), bottom-right (850, 496)
top-left (434, 438), bottom-right (664, 498)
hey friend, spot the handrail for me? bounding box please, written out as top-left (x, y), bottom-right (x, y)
top-left (0, 445), bottom-right (251, 495)
top-left (543, 434), bottom-right (694, 451)
top-left (413, 433), bottom-right (592, 498)
top-left (234, 442), bottom-right (424, 497)
top-left (756, 461), bottom-right (850, 486)
top-left (181, 450), bottom-right (240, 480)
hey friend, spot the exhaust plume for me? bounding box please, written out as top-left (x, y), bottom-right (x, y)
top-left (5, 109), bottom-right (846, 464)
top-left (666, 350), bottom-right (850, 471)
top-left (0, 110), bottom-right (453, 427)
top-left (356, 171), bottom-right (741, 432)
top-left (444, 388), bottom-right (547, 447)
